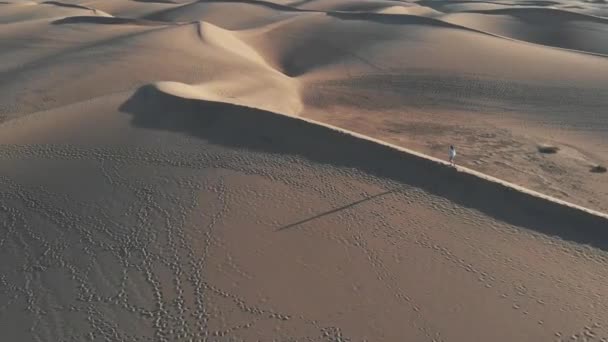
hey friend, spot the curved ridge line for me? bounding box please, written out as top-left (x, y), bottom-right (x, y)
top-left (51, 15), bottom-right (174, 26)
top-left (459, 6), bottom-right (608, 24)
top-left (41, 0), bottom-right (106, 15)
top-left (144, 0), bottom-right (312, 21)
top-left (137, 84), bottom-right (608, 220)
top-left (296, 114), bottom-right (608, 220)
top-left (140, 0), bottom-right (608, 58)
top-left (327, 11), bottom-right (608, 58)
top-left (192, 20), bottom-right (288, 75)
top-left (4, 86), bottom-right (606, 223)
top-left (447, 21), bottom-right (608, 58)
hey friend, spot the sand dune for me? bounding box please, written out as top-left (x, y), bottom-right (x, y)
top-left (51, 15), bottom-right (170, 25)
top-left (376, 5), bottom-right (443, 16)
top-left (442, 7), bottom-right (608, 55)
top-left (291, 0), bottom-right (412, 13)
top-left (0, 18), bottom-right (296, 118)
top-left (1, 0), bottom-right (608, 340)
top-left (0, 1), bottom-right (109, 24)
top-left (144, 0), bottom-right (305, 29)
top-left (1, 83), bottom-right (608, 341)
top-left (461, 6), bottom-right (608, 23)
top-left (82, 0), bottom-right (180, 18)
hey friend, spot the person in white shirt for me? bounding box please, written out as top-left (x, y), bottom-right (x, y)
top-left (449, 145), bottom-right (456, 167)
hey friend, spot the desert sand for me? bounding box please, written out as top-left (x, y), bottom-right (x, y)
top-left (1, 0), bottom-right (608, 341)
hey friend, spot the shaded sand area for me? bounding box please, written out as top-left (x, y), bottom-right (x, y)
top-left (1, 0), bottom-right (608, 341)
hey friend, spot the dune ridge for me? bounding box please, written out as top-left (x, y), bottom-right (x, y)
top-left (125, 83), bottom-right (608, 226)
top-left (88, 0), bottom-right (608, 58)
top-left (51, 15), bottom-right (170, 25)
top-left (5, 79), bottom-right (605, 238)
top-left (330, 11), bottom-right (608, 58)
top-left (193, 21), bottom-right (276, 69)
top-left (41, 0), bottom-right (104, 12)
top-left (458, 6), bottom-right (608, 24)
top-left (145, 0), bottom-right (608, 58)
top-left (440, 6), bottom-right (608, 55)
top-left (1, 81), bottom-right (607, 340)
top-left (2, 0), bottom-right (608, 340)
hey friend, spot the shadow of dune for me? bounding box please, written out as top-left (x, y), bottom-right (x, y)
top-left (459, 7), bottom-right (608, 24)
top-left (286, 0), bottom-right (316, 7)
top-left (120, 85), bottom-right (608, 251)
top-left (195, 0), bottom-right (306, 12)
top-left (52, 16), bottom-right (169, 25)
top-left (325, 11), bottom-right (497, 36)
top-left (416, 0), bottom-right (562, 11)
top-left (268, 13), bottom-right (481, 77)
top-left (133, 0), bottom-right (177, 3)
top-left (327, 11), bottom-right (465, 28)
top-left (42, 0), bottom-right (95, 10)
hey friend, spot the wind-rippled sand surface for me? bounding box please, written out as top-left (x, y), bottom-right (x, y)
top-left (1, 0), bottom-right (608, 341)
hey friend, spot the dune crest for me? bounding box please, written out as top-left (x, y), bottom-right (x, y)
top-left (123, 83), bottom-right (608, 227)
top-left (194, 21), bottom-right (274, 68)
top-left (376, 5), bottom-right (443, 16)
top-left (153, 78), bottom-right (302, 115)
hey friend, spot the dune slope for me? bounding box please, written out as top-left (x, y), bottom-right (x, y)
top-left (1, 0), bottom-right (608, 341)
top-left (1, 85), bottom-right (607, 341)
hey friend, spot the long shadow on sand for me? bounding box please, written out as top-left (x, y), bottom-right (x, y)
top-left (278, 190), bottom-right (396, 231)
top-left (120, 85), bottom-right (608, 251)
top-left (51, 16), bottom-right (168, 25)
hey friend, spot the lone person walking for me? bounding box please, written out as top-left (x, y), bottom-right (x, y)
top-left (449, 145), bottom-right (456, 167)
